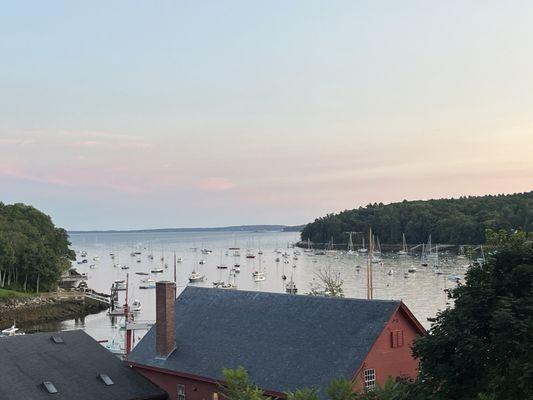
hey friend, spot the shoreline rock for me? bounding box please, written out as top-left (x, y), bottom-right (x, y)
top-left (0, 293), bottom-right (109, 331)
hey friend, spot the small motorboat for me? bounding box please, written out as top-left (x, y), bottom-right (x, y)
top-left (253, 272), bottom-right (265, 282)
top-left (285, 280), bottom-right (298, 294)
top-left (231, 266), bottom-right (240, 273)
top-left (108, 306), bottom-right (126, 316)
top-left (112, 280), bottom-right (127, 291)
top-left (220, 282), bottom-right (237, 290)
top-left (212, 280), bottom-right (225, 288)
top-left (139, 278), bottom-right (156, 289)
top-left (151, 268), bottom-right (164, 273)
top-left (199, 259), bottom-right (206, 265)
top-left (135, 272), bottom-right (149, 275)
top-left (1, 324), bottom-right (23, 337)
top-left (408, 266), bottom-right (417, 273)
top-left (131, 299), bottom-right (142, 311)
top-left (177, 258), bottom-right (183, 263)
top-left (217, 264), bottom-right (228, 269)
top-left (121, 265), bottom-right (130, 270)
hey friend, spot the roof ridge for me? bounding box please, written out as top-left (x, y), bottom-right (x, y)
top-left (182, 286), bottom-right (401, 304)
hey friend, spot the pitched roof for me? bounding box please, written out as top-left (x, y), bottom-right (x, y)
top-left (128, 287), bottom-right (403, 396)
top-left (0, 329), bottom-right (167, 400)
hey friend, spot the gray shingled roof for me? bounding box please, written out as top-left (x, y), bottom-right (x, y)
top-left (128, 287), bottom-right (401, 396)
top-left (0, 329), bottom-right (167, 400)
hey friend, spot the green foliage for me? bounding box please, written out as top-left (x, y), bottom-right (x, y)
top-left (0, 202), bottom-right (75, 292)
top-left (326, 378), bottom-right (357, 400)
top-left (220, 367), bottom-right (265, 400)
top-left (301, 192), bottom-right (533, 245)
top-left (413, 229), bottom-right (533, 399)
top-left (286, 388), bottom-right (320, 400)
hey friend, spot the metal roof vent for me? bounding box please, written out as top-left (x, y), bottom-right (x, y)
top-left (50, 335), bottom-right (64, 344)
top-left (42, 381), bottom-right (58, 394)
top-left (97, 373), bottom-right (114, 386)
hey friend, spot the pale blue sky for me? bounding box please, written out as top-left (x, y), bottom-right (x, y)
top-left (1, 1), bottom-right (532, 230)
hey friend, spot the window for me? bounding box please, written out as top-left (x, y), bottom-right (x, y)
top-left (42, 381), bottom-right (58, 394)
top-left (390, 330), bottom-right (404, 348)
top-left (97, 373), bottom-right (114, 386)
top-left (363, 369), bottom-right (376, 391)
top-left (213, 393), bottom-right (219, 400)
top-left (177, 384), bottom-right (186, 400)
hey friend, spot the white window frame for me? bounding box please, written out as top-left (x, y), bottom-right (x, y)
top-left (177, 384), bottom-right (186, 400)
top-left (364, 368), bottom-right (376, 391)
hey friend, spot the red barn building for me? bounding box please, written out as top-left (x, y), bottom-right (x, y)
top-left (128, 282), bottom-right (425, 400)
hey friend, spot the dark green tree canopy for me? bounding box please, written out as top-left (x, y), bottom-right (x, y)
top-left (301, 192), bottom-right (533, 245)
top-left (0, 202), bottom-right (75, 292)
top-left (413, 229), bottom-right (533, 400)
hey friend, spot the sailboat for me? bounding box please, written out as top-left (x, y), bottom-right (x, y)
top-left (189, 270), bottom-right (205, 282)
top-left (325, 236), bottom-right (336, 254)
top-left (398, 233), bottom-right (408, 255)
top-left (421, 243), bottom-right (428, 266)
top-left (371, 236), bottom-right (382, 263)
top-left (303, 238), bottom-right (313, 253)
top-left (252, 257), bottom-right (265, 282)
top-left (347, 232), bottom-right (355, 255)
top-left (358, 236), bottom-right (368, 254)
top-left (189, 248), bottom-right (205, 283)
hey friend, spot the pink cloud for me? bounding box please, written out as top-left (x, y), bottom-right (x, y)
top-left (0, 138), bottom-right (36, 145)
top-left (196, 178), bottom-right (235, 192)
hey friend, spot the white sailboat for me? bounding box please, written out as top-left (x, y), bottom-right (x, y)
top-left (358, 236), bottom-right (368, 254)
top-left (398, 233), bottom-right (408, 255)
top-left (347, 232), bottom-right (355, 255)
top-left (303, 238), bottom-right (313, 253)
top-left (189, 248), bottom-right (205, 283)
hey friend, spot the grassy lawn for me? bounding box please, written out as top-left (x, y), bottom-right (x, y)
top-left (0, 288), bottom-right (33, 300)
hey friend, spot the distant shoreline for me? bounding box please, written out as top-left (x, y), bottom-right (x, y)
top-left (68, 224), bottom-right (305, 234)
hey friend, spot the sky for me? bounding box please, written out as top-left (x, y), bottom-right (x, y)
top-left (1, 1), bottom-right (532, 230)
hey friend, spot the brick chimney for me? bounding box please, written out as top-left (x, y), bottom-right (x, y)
top-left (155, 281), bottom-right (176, 358)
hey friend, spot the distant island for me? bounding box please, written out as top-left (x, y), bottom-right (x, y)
top-left (69, 224), bottom-right (305, 234)
top-left (301, 191), bottom-right (533, 246)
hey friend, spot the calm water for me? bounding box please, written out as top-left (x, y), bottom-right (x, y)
top-left (38, 230), bottom-right (468, 345)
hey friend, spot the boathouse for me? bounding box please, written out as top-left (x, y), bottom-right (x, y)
top-left (128, 282), bottom-right (425, 400)
top-left (0, 330), bottom-right (167, 400)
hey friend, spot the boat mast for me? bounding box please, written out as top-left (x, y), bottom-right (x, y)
top-left (173, 252), bottom-right (177, 287)
top-left (367, 228), bottom-right (374, 299)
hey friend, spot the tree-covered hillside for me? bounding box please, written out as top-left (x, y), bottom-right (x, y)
top-left (301, 191), bottom-right (533, 245)
top-left (0, 203), bottom-right (75, 292)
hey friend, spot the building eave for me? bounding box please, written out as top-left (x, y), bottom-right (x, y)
top-left (128, 361), bottom-right (286, 399)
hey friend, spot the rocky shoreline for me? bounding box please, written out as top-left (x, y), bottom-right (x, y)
top-left (0, 293), bottom-right (109, 331)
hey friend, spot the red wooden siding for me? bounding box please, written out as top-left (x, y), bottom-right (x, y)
top-left (353, 304), bottom-right (423, 391)
top-left (134, 365), bottom-right (219, 400)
